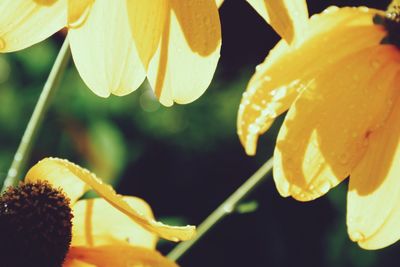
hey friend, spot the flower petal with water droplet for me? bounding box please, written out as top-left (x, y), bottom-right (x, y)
top-left (238, 7), bottom-right (385, 155)
top-left (65, 245), bottom-right (178, 267)
top-left (71, 197), bottom-right (157, 249)
top-left (28, 158), bottom-right (196, 242)
top-left (347, 72), bottom-right (400, 250)
top-left (274, 45), bottom-right (399, 201)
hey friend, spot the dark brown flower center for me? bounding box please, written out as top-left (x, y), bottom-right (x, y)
top-left (0, 181), bottom-right (73, 267)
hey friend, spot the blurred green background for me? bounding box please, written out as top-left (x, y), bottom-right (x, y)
top-left (0, 0), bottom-right (399, 266)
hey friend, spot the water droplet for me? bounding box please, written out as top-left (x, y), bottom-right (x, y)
top-left (170, 237), bottom-right (180, 242)
top-left (7, 169), bottom-right (16, 178)
top-left (350, 231), bottom-right (365, 241)
top-left (263, 76), bottom-right (272, 82)
top-left (338, 153), bottom-right (350, 164)
top-left (319, 181), bottom-right (332, 195)
top-left (323, 6), bottom-right (339, 14)
top-left (223, 204), bottom-right (234, 214)
top-left (248, 124), bottom-right (260, 134)
top-left (371, 60), bottom-right (380, 69)
top-left (252, 104), bottom-right (262, 111)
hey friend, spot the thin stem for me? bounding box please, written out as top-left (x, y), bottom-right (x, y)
top-left (2, 38), bottom-right (71, 191)
top-left (167, 157), bottom-right (274, 261)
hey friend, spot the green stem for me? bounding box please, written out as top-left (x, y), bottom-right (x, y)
top-left (2, 38), bottom-right (71, 191)
top-left (167, 157), bottom-right (274, 261)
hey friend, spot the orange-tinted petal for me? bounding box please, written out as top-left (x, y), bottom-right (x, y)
top-left (0, 0), bottom-right (66, 52)
top-left (274, 45), bottom-right (400, 201)
top-left (28, 158), bottom-right (195, 241)
top-left (25, 158), bottom-right (89, 204)
top-left (64, 258), bottom-right (95, 267)
top-left (68, 0), bottom-right (146, 97)
top-left (72, 197), bottom-right (156, 249)
top-left (238, 7), bottom-right (385, 155)
top-left (147, 0), bottom-right (221, 106)
top-left (127, 0), bottom-right (168, 69)
top-left (246, 0), bottom-right (308, 43)
top-left (347, 72), bottom-right (400, 249)
top-left (66, 245), bottom-right (178, 267)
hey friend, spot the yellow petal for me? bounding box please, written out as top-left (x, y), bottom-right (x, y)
top-left (68, 0), bottom-right (146, 97)
top-left (238, 7), bottom-right (385, 155)
top-left (29, 157), bottom-right (195, 241)
top-left (147, 0), bottom-right (221, 106)
top-left (274, 45), bottom-right (399, 201)
top-left (72, 197), bottom-right (157, 249)
top-left (64, 258), bottom-right (95, 267)
top-left (66, 245), bottom-right (178, 267)
top-left (25, 158), bottom-right (89, 204)
top-left (67, 0), bottom-right (93, 28)
top-left (0, 0), bottom-right (66, 52)
top-left (246, 0), bottom-right (308, 43)
top-left (347, 72), bottom-right (400, 249)
top-left (216, 0), bottom-right (224, 8)
top-left (126, 0), bottom-right (168, 69)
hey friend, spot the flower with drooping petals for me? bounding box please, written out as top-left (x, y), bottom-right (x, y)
top-left (0, 157), bottom-right (194, 266)
top-left (238, 1), bottom-right (400, 249)
top-left (0, 0), bottom-right (221, 106)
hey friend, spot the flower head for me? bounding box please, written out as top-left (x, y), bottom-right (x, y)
top-left (238, 2), bottom-right (400, 249)
top-left (0, 157), bottom-right (193, 266)
top-left (0, 0), bottom-right (221, 106)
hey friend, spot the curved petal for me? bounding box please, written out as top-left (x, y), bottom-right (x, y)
top-left (25, 158), bottom-right (89, 204)
top-left (238, 7), bottom-right (385, 155)
top-left (347, 72), bottom-right (400, 250)
top-left (68, 0), bottom-right (146, 97)
top-left (147, 0), bottom-right (221, 106)
top-left (67, 0), bottom-right (93, 27)
top-left (66, 245), bottom-right (177, 267)
top-left (0, 0), bottom-right (66, 52)
top-left (273, 45), bottom-right (399, 201)
top-left (246, 0), bottom-right (308, 43)
top-left (29, 158), bottom-right (195, 242)
top-left (127, 0), bottom-right (168, 69)
top-left (71, 197), bottom-right (157, 249)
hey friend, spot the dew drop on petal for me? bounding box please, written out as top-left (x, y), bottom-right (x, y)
top-left (350, 231), bottom-right (365, 242)
top-left (338, 153), bottom-right (350, 164)
top-left (371, 60), bottom-right (381, 69)
top-left (317, 180), bottom-right (332, 195)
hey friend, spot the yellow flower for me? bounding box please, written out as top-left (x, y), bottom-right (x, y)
top-left (238, 3), bottom-right (400, 249)
top-left (1, 157), bottom-right (194, 266)
top-left (245, 0), bottom-right (308, 44)
top-left (0, 0), bottom-right (221, 106)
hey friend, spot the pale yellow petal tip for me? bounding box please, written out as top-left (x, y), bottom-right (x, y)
top-left (244, 140), bottom-right (256, 156)
top-left (350, 231), bottom-right (396, 250)
top-left (27, 157), bottom-right (196, 242)
top-left (349, 231), bottom-right (380, 250)
top-left (154, 223), bottom-right (197, 242)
